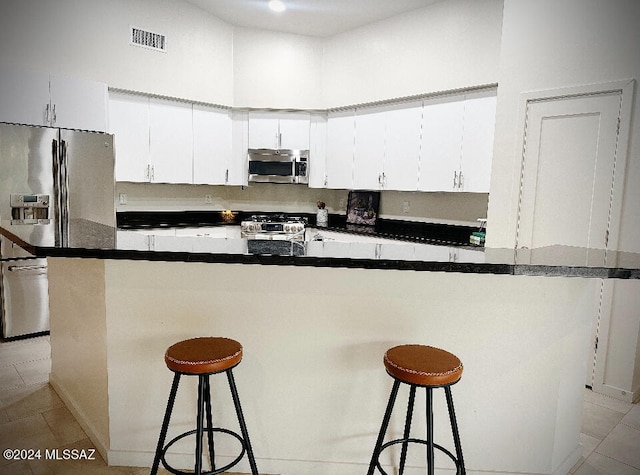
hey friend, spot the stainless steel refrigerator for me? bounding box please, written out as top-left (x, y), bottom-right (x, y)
top-left (0, 122), bottom-right (115, 339)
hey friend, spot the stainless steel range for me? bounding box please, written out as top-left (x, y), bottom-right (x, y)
top-left (241, 215), bottom-right (306, 256)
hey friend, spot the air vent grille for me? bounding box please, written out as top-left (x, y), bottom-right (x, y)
top-left (130, 26), bottom-right (166, 52)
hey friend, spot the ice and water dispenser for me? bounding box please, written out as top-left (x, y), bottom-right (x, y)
top-left (9, 193), bottom-right (50, 224)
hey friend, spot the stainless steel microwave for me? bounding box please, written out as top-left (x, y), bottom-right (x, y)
top-left (248, 149), bottom-right (309, 184)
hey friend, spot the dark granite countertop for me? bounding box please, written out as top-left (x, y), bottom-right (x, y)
top-left (1, 217), bottom-right (639, 279)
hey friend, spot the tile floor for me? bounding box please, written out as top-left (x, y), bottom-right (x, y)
top-left (1, 335), bottom-right (639, 475)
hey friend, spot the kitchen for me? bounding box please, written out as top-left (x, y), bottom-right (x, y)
top-left (1, 0), bottom-right (640, 474)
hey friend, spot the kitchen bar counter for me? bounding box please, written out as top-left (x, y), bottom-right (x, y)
top-left (3, 217), bottom-right (638, 474)
top-left (1, 218), bottom-right (639, 279)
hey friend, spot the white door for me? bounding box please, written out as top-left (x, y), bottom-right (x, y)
top-left (325, 110), bottom-right (355, 189)
top-left (384, 100), bottom-right (422, 191)
top-left (514, 83), bottom-right (633, 389)
top-left (459, 93), bottom-right (496, 192)
top-left (0, 68), bottom-right (50, 126)
top-left (108, 92), bottom-right (150, 182)
top-left (419, 95), bottom-right (465, 192)
top-left (149, 98), bottom-right (193, 184)
top-left (49, 74), bottom-right (108, 132)
top-left (279, 112), bottom-right (310, 150)
top-left (248, 112), bottom-right (279, 149)
top-left (193, 105), bottom-right (232, 185)
top-left (516, 91), bottom-right (622, 255)
top-left (353, 107), bottom-right (386, 190)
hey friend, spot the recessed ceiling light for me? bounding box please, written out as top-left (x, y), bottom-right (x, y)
top-left (268, 0), bottom-right (286, 13)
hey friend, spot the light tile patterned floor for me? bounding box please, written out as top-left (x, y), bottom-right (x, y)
top-left (1, 335), bottom-right (639, 475)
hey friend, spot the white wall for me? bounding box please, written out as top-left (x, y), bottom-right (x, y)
top-left (485, 0), bottom-right (640, 253)
top-left (232, 28), bottom-right (324, 109)
top-left (321, 0), bottom-right (503, 107)
top-left (0, 0), bottom-right (234, 104)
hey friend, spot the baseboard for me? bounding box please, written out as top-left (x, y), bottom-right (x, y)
top-left (49, 373), bottom-right (110, 463)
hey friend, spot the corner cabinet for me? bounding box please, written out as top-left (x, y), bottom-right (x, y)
top-left (0, 68), bottom-right (107, 132)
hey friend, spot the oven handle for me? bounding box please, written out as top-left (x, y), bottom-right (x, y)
top-left (7, 264), bottom-right (48, 272)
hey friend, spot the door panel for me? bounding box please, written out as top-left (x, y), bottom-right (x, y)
top-left (517, 92), bottom-right (622, 255)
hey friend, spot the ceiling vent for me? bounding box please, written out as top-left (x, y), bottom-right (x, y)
top-left (130, 26), bottom-right (166, 52)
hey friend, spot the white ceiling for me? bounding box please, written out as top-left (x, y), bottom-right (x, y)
top-left (184, 0), bottom-right (440, 37)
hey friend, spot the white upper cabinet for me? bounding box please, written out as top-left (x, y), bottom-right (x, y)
top-left (230, 111), bottom-right (249, 186)
top-left (248, 111), bottom-right (310, 150)
top-left (193, 105), bottom-right (233, 185)
top-left (49, 75), bottom-right (108, 132)
top-left (109, 92), bottom-right (150, 183)
top-left (420, 94), bottom-right (465, 192)
top-left (419, 91), bottom-right (496, 193)
top-left (308, 113), bottom-right (327, 188)
top-left (0, 68), bottom-right (51, 126)
top-left (353, 106), bottom-right (386, 190)
top-left (381, 100), bottom-right (423, 191)
top-left (149, 98), bottom-right (194, 184)
top-left (325, 109), bottom-right (355, 189)
top-left (0, 68), bottom-right (107, 132)
top-left (459, 93), bottom-right (496, 192)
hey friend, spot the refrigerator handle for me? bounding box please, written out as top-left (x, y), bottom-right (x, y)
top-left (59, 139), bottom-right (70, 246)
top-left (52, 139), bottom-right (63, 246)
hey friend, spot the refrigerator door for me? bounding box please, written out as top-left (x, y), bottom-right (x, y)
top-left (59, 129), bottom-right (115, 229)
top-left (0, 123), bottom-right (57, 226)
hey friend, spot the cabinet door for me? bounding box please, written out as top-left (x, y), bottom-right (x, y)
top-left (108, 92), bottom-right (150, 182)
top-left (419, 95), bottom-right (464, 192)
top-left (308, 114), bottom-right (327, 188)
top-left (325, 110), bottom-right (355, 189)
top-left (193, 105), bottom-right (232, 185)
top-left (229, 111), bottom-right (249, 186)
top-left (50, 74), bottom-right (108, 132)
top-left (353, 107), bottom-right (386, 190)
top-left (248, 112), bottom-right (279, 149)
top-left (149, 98), bottom-right (193, 184)
top-left (279, 112), bottom-right (310, 149)
top-left (459, 93), bottom-right (496, 192)
top-left (0, 68), bottom-right (50, 126)
top-left (384, 101), bottom-right (422, 191)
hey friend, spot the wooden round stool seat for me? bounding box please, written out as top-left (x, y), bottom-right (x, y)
top-left (165, 337), bottom-right (243, 374)
top-left (384, 344), bottom-right (463, 386)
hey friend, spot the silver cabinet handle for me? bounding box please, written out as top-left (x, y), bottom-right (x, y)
top-left (225, 169), bottom-right (229, 184)
top-left (453, 171), bottom-right (458, 189)
top-left (52, 104), bottom-right (57, 125)
top-left (8, 264), bottom-right (47, 272)
top-left (459, 171), bottom-right (464, 190)
top-left (45, 103), bottom-right (50, 124)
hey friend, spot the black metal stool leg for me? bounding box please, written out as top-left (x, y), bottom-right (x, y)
top-left (445, 386), bottom-right (465, 475)
top-left (226, 369), bottom-right (259, 475)
top-left (425, 387), bottom-right (434, 475)
top-left (151, 373), bottom-right (181, 475)
top-left (367, 379), bottom-right (401, 475)
top-left (399, 385), bottom-right (416, 475)
top-left (203, 376), bottom-right (216, 471)
top-left (194, 375), bottom-right (207, 475)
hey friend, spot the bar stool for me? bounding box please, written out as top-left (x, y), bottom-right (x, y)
top-left (150, 337), bottom-right (259, 475)
top-left (367, 344), bottom-right (465, 475)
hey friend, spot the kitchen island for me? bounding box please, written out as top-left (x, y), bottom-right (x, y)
top-left (2, 218), bottom-right (639, 475)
